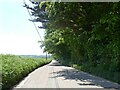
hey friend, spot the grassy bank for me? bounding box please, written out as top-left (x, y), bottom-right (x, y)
top-left (73, 64), bottom-right (119, 84)
top-left (0, 54), bottom-right (51, 90)
top-left (59, 60), bottom-right (120, 84)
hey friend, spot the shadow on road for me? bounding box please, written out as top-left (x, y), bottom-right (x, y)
top-left (49, 61), bottom-right (62, 66)
top-left (49, 61), bottom-right (120, 89)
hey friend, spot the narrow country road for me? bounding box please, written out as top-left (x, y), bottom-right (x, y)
top-left (13, 60), bottom-right (120, 90)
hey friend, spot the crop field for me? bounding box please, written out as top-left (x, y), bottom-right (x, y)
top-left (0, 54), bottom-right (51, 90)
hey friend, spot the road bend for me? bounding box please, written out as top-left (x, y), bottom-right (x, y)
top-left (13, 60), bottom-right (120, 90)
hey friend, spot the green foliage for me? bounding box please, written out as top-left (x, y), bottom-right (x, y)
top-left (25, 2), bottom-right (120, 84)
top-left (1, 54), bottom-right (51, 90)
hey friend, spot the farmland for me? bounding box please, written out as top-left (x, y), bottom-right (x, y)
top-left (0, 54), bottom-right (51, 90)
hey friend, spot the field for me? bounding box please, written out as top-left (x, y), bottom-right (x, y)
top-left (0, 54), bottom-right (51, 90)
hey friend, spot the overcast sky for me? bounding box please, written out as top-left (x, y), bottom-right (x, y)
top-left (0, 0), bottom-right (45, 55)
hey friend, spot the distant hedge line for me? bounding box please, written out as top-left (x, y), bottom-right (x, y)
top-left (0, 54), bottom-right (51, 90)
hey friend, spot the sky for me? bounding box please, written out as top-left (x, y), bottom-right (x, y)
top-left (0, 0), bottom-right (46, 55)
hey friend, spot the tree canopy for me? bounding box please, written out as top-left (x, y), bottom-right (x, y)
top-left (24, 2), bottom-right (120, 83)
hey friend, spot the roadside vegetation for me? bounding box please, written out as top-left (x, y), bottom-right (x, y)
top-left (1, 54), bottom-right (51, 90)
top-left (25, 2), bottom-right (120, 84)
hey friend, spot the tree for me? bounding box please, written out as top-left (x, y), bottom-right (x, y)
top-left (24, 1), bottom-right (120, 83)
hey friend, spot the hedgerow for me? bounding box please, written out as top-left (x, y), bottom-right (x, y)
top-left (0, 54), bottom-right (51, 90)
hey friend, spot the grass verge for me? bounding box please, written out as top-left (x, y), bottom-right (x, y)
top-left (59, 60), bottom-right (120, 84)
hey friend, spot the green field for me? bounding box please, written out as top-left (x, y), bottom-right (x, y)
top-left (0, 54), bottom-right (51, 90)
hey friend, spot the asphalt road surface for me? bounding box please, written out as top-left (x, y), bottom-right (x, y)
top-left (13, 60), bottom-right (120, 90)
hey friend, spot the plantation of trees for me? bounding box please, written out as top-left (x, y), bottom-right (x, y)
top-left (25, 2), bottom-right (120, 83)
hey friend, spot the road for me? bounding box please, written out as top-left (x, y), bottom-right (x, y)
top-left (13, 60), bottom-right (120, 90)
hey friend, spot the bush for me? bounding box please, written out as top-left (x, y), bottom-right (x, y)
top-left (1, 54), bottom-right (51, 90)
